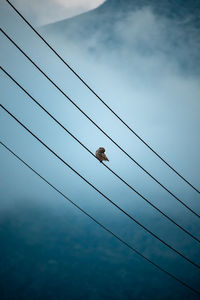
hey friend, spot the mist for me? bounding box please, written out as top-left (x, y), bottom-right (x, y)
top-left (1, 0), bottom-right (200, 299)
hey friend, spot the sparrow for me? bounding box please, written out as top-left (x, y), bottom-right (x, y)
top-left (95, 147), bottom-right (109, 163)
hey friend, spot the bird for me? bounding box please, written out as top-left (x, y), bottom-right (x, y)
top-left (95, 147), bottom-right (109, 163)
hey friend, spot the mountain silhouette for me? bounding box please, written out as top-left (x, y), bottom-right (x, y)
top-left (41, 0), bottom-right (200, 74)
top-left (42, 0), bottom-right (200, 36)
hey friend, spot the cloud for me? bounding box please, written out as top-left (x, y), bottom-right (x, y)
top-left (1, 3), bottom-right (200, 297)
top-left (14, 0), bottom-right (106, 26)
top-left (2, 0), bottom-right (200, 241)
top-left (40, 3), bottom-right (200, 192)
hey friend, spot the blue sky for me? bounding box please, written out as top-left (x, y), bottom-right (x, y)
top-left (0, 0), bottom-right (200, 299)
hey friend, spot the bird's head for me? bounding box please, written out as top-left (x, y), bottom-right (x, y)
top-left (99, 147), bottom-right (105, 153)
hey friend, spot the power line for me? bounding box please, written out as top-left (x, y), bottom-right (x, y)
top-left (1, 104), bottom-right (200, 270)
top-left (1, 29), bottom-right (199, 219)
top-left (5, 0), bottom-right (200, 194)
top-left (1, 141), bottom-right (199, 297)
top-left (1, 66), bottom-right (200, 246)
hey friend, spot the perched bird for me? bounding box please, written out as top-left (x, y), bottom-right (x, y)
top-left (95, 147), bottom-right (109, 163)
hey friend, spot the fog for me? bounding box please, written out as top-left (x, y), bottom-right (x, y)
top-left (1, 0), bottom-right (200, 298)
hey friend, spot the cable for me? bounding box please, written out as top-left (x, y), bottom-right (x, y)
top-left (1, 29), bottom-right (199, 219)
top-left (1, 141), bottom-right (199, 297)
top-left (5, 0), bottom-right (200, 194)
top-left (1, 66), bottom-right (200, 246)
top-left (1, 104), bottom-right (200, 270)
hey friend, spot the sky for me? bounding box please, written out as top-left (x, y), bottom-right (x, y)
top-left (0, 0), bottom-right (200, 299)
top-left (9, 0), bottom-right (106, 26)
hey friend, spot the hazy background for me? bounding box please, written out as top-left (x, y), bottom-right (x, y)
top-left (0, 0), bottom-right (200, 299)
